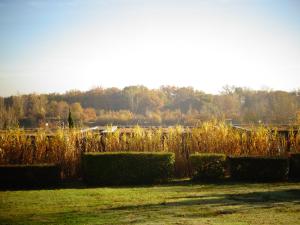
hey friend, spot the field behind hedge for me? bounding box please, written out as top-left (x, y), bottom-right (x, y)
top-left (0, 121), bottom-right (299, 179)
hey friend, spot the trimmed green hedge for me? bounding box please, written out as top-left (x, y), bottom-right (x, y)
top-left (0, 164), bottom-right (61, 188)
top-left (82, 152), bottom-right (175, 185)
top-left (289, 153), bottom-right (300, 179)
top-left (190, 153), bottom-right (227, 181)
top-left (229, 156), bottom-right (289, 181)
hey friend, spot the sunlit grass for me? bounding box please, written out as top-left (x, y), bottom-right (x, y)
top-left (0, 182), bottom-right (300, 225)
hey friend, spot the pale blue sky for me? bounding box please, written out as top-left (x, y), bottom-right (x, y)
top-left (1, 0), bottom-right (300, 96)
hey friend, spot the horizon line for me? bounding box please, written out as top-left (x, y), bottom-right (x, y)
top-left (2, 84), bottom-right (300, 98)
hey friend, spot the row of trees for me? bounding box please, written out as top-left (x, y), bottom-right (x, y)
top-left (1, 85), bottom-right (299, 128)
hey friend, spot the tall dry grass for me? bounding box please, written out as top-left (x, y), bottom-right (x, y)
top-left (289, 127), bottom-right (300, 152)
top-left (0, 121), bottom-right (298, 178)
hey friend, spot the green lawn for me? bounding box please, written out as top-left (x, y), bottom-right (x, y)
top-left (0, 182), bottom-right (300, 225)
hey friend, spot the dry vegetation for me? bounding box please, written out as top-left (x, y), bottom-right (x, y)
top-left (0, 121), bottom-right (299, 178)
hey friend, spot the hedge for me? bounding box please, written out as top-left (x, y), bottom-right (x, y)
top-left (190, 153), bottom-right (227, 181)
top-left (0, 164), bottom-right (61, 188)
top-left (289, 153), bottom-right (300, 179)
top-left (82, 152), bottom-right (175, 185)
top-left (229, 156), bottom-right (289, 181)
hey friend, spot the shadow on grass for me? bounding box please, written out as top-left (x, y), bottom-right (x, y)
top-left (104, 188), bottom-right (300, 214)
top-left (0, 178), bottom-right (299, 191)
top-left (0, 178), bottom-right (208, 191)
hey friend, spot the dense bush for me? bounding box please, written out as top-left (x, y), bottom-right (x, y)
top-left (82, 152), bottom-right (175, 185)
top-left (190, 153), bottom-right (227, 181)
top-left (289, 153), bottom-right (300, 179)
top-left (229, 156), bottom-right (289, 181)
top-left (0, 164), bottom-right (61, 188)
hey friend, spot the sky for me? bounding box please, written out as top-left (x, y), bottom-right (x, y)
top-left (0, 0), bottom-right (300, 97)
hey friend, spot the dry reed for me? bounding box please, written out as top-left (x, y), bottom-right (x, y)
top-left (0, 121), bottom-right (297, 178)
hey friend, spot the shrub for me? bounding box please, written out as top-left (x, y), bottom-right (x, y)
top-left (82, 152), bottom-right (175, 185)
top-left (229, 156), bottom-right (289, 181)
top-left (190, 153), bottom-right (227, 181)
top-left (289, 153), bottom-right (300, 179)
top-left (0, 164), bottom-right (61, 188)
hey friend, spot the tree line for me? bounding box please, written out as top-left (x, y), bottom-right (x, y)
top-left (1, 85), bottom-right (299, 128)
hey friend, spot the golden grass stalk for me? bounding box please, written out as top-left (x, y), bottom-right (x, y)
top-left (0, 121), bottom-right (292, 178)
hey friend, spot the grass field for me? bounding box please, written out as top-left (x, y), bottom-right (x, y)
top-left (0, 182), bottom-right (300, 225)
